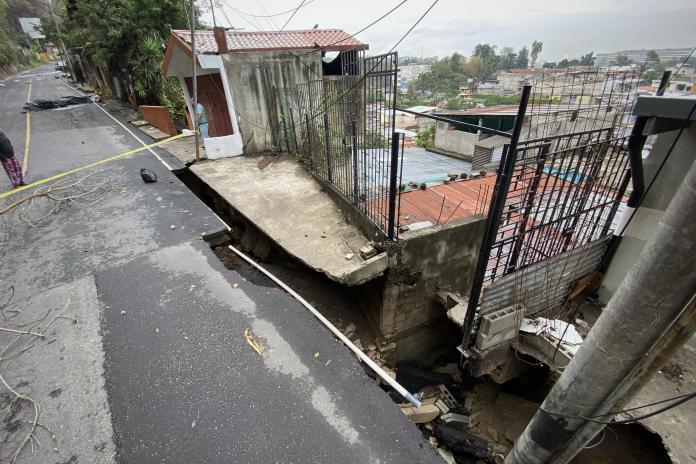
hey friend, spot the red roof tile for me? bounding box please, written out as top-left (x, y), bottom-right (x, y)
top-left (173, 29), bottom-right (368, 54)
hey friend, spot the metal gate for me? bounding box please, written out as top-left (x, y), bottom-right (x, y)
top-left (462, 93), bottom-right (633, 348)
top-left (291, 52), bottom-right (403, 239)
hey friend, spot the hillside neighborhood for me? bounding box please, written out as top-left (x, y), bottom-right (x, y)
top-left (1, 1), bottom-right (695, 463)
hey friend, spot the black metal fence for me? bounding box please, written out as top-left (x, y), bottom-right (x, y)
top-left (484, 129), bottom-right (631, 284)
top-left (283, 52), bottom-right (404, 240)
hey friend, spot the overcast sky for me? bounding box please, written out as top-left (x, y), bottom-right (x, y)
top-left (199, 0), bottom-right (695, 61)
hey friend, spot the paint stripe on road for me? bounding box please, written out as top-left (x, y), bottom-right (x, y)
top-left (0, 134), bottom-right (185, 200)
top-left (22, 81), bottom-right (32, 175)
top-left (60, 81), bottom-right (174, 170)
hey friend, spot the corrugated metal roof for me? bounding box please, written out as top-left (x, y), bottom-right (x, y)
top-left (475, 134), bottom-right (509, 149)
top-left (173, 29), bottom-right (368, 54)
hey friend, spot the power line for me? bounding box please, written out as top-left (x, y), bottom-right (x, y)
top-left (222, 0), bottom-right (318, 18)
top-left (280, 0), bottom-right (307, 31)
top-left (219, 0), bottom-right (264, 30)
top-left (540, 390), bottom-right (696, 425)
top-left (236, 0), bottom-right (439, 135)
top-left (253, 0), bottom-right (281, 29)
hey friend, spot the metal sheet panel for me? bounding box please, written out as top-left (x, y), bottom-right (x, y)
top-left (479, 235), bottom-right (610, 318)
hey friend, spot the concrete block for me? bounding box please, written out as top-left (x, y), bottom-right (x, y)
top-left (438, 384), bottom-right (458, 408)
top-left (435, 399), bottom-right (450, 415)
top-left (400, 403), bottom-right (440, 424)
top-left (359, 244), bottom-right (377, 259)
top-left (441, 412), bottom-right (472, 429)
top-left (479, 305), bottom-right (522, 336)
top-left (475, 305), bottom-right (523, 351)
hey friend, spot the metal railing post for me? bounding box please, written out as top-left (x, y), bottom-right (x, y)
top-left (459, 85), bottom-right (532, 355)
top-left (351, 120), bottom-right (359, 204)
top-left (323, 109), bottom-right (333, 182)
top-left (387, 131), bottom-right (401, 241)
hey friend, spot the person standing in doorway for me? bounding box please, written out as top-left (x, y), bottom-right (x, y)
top-left (0, 130), bottom-right (25, 189)
top-left (196, 102), bottom-right (209, 139)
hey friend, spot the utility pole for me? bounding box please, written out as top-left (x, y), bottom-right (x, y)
top-left (191, 0), bottom-right (200, 162)
top-left (47, 0), bottom-right (77, 82)
top-left (507, 152), bottom-right (696, 463)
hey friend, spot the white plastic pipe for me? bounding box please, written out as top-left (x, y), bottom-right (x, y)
top-left (226, 244), bottom-right (422, 407)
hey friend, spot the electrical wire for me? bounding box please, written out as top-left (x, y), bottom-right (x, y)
top-left (222, 0), bottom-right (318, 18)
top-left (280, 0), bottom-right (307, 31)
top-left (236, 0), bottom-right (438, 135)
top-left (540, 390), bottom-right (696, 425)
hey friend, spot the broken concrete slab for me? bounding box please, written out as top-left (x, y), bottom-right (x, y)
top-left (400, 403), bottom-right (440, 423)
top-left (190, 154), bottom-right (388, 285)
top-left (136, 123), bottom-right (170, 141)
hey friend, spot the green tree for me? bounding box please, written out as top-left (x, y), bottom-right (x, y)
top-left (470, 43), bottom-right (499, 81)
top-left (415, 123), bottom-right (435, 148)
top-left (516, 47), bottom-right (529, 68)
top-left (499, 47), bottom-right (516, 71)
top-left (450, 52), bottom-right (464, 74)
top-left (579, 52), bottom-right (595, 66)
top-left (542, 61), bottom-right (557, 69)
top-left (646, 49), bottom-right (660, 64)
top-left (530, 40), bottom-right (543, 67)
top-left (614, 54), bottom-right (632, 66)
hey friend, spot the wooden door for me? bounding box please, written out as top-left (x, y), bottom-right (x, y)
top-left (185, 73), bottom-right (234, 137)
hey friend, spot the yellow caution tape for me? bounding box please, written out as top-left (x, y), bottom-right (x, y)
top-left (0, 133), bottom-right (186, 200)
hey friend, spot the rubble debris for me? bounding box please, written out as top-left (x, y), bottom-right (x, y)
top-left (342, 322), bottom-right (356, 338)
top-left (436, 446), bottom-right (456, 464)
top-left (400, 403), bottom-right (440, 424)
top-left (438, 384), bottom-right (459, 409)
top-left (359, 244), bottom-right (378, 259)
top-left (515, 316), bottom-right (583, 371)
top-left (659, 360), bottom-right (685, 383)
top-left (435, 399), bottom-right (450, 415)
top-left (441, 412), bottom-right (475, 429)
top-left (434, 424), bottom-right (493, 463)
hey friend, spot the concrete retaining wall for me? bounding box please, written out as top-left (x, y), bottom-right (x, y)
top-left (361, 216), bottom-right (487, 362)
top-left (433, 122), bottom-right (479, 160)
top-left (223, 50), bottom-right (322, 154)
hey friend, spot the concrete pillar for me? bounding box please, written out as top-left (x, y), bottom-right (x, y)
top-left (506, 148), bottom-right (696, 464)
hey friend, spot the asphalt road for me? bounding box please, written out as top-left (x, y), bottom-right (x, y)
top-left (0, 66), bottom-right (439, 463)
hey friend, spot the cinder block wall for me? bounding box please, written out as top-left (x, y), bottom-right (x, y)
top-left (362, 216), bottom-right (486, 362)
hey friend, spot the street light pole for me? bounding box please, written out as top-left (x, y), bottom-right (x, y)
top-left (46, 0), bottom-right (77, 82)
top-left (191, 0), bottom-right (200, 162)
